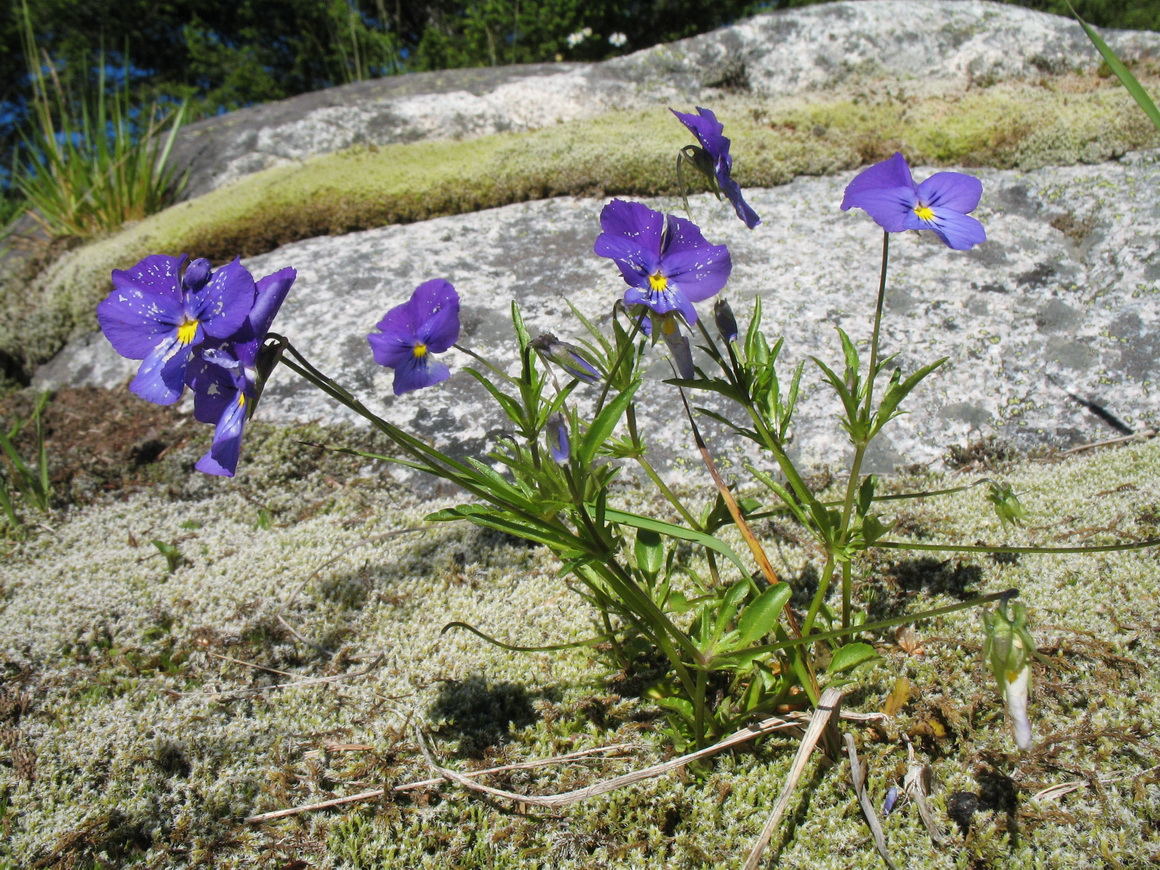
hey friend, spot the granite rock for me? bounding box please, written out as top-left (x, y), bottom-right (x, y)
top-left (169, 0), bottom-right (1160, 198)
top-left (39, 150), bottom-right (1160, 479)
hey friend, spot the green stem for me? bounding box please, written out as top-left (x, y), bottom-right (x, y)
top-left (835, 231), bottom-right (892, 629)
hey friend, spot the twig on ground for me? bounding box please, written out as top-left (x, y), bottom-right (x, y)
top-left (246, 702), bottom-right (882, 826)
top-left (1031, 763), bottom-right (1160, 802)
top-left (741, 687), bottom-right (845, 870)
top-left (844, 733), bottom-right (898, 870)
top-left (414, 708), bottom-right (811, 809)
top-left (244, 743), bottom-right (640, 823)
top-left (1058, 428), bottom-right (1156, 456)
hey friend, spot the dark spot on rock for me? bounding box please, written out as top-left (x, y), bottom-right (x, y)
top-left (1015, 263), bottom-right (1055, 289)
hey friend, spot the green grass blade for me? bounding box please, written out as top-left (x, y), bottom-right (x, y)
top-left (1070, 2), bottom-right (1160, 130)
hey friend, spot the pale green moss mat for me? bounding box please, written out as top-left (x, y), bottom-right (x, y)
top-left (3, 71), bottom-right (1159, 386)
top-left (2, 425), bottom-right (1157, 868)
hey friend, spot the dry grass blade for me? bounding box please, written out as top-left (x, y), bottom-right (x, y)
top-left (244, 744), bottom-right (640, 824)
top-left (741, 687), bottom-right (844, 870)
top-left (414, 709), bottom-right (814, 809)
top-left (844, 733), bottom-right (898, 870)
top-left (904, 741), bottom-right (948, 846)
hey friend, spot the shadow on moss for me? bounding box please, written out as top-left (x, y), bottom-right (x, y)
top-left (428, 676), bottom-right (539, 758)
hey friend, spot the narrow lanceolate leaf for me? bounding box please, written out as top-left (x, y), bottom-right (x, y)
top-left (579, 380), bottom-right (639, 466)
top-left (736, 584), bottom-right (793, 648)
top-left (604, 508), bottom-right (751, 579)
top-left (828, 642), bottom-right (879, 675)
top-left (1070, 2), bottom-right (1160, 130)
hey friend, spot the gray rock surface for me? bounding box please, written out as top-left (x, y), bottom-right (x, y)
top-left (39, 151), bottom-right (1160, 479)
top-left (31, 0), bottom-right (1160, 480)
top-left (170, 0), bottom-right (1160, 198)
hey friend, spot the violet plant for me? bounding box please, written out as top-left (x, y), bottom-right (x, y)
top-left (96, 107), bottom-right (1150, 753)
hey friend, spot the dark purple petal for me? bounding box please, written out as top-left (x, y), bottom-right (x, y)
top-left (916, 172), bottom-right (983, 214)
top-left (593, 234), bottom-right (655, 287)
top-left (718, 172), bottom-right (762, 229)
top-left (662, 243), bottom-right (732, 304)
top-left (392, 354), bottom-right (450, 395)
top-left (671, 106), bottom-right (728, 160)
top-left (623, 286), bottom-right (698, 324)
top-left (841, 186), bottom-right (918, 233)
top-left (191, 257), bottom-right (256, 339)
top-left (595, 200), bottom-right (666, 281)
top-left (659, 213), bottom-right (714, 258)
top-left (99, 256), bottom-right (186, 359)
top-left (367, 331), bottom-right (417, 369)
top-left (187, 356), bottom-right (238, 424)
top-left (411, 280), bottom-right (460, 352)
top-left (130, 332), bottom-right (198, 404)
top-left (195, 387), bottom-right (248, 477)
top-left (841, 153), bottom-right (916, 210)
top-left (248, 267), bottom-right (297, 338)
top-left (597, 200), bottom-right (665, 250)
top-left (909, 209), bottom-right (987, 250)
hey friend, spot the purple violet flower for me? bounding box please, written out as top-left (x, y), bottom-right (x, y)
top-left (186, 267), bottom-right (297, 477)
top-left (97, 254), bottom-right (256, 404)
top-left (368, 279), bottom-right (461, 395)
top-left (594, 200), bottom-right (731, 325)
top-left (841, 152), bottom-right (986, 250)
top-left (671, 106), bottom-right (761, 229)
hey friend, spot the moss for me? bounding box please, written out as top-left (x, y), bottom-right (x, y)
top-left (2, 413), bottom-right (1159, 867)
top-left (3, 71), bottom-right (1159, 387)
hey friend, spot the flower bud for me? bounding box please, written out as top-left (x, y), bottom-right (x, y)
top-left (547, 412), bottom-right (570, 464)
top-left (657, 314), bottom-right (694, 379)
top-left (530, 333), bottom-right (602, 384)
top-left (983, 599), bottom-right (1035, 750)
top-left (987, 480), bottom-right (1027, 529)
top-left (182, 258), bottom-right (213, 293)
top-left (714, 298), bottom-right (738, 344)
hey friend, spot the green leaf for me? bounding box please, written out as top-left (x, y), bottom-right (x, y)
top-left (604, 507), bottom-right (750, 579)
top-left (828, 642), bottom-right (880, 675)
top-left (1070, 3), bottom-right (1160, 131)
top-left (579, 380), bottom-right (639, 466)
top-left (736, 584), bottom-right (793, 648)
top-left (634, 528), bottom-right (665, 579)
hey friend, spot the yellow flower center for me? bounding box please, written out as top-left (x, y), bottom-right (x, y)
top-left (176, 318), bottom-right (199, 345)
top-left (648, 272), bottom-right (668, 293)
top-left (412, 342), bottom-right (428, 358)
top-left (913, 204), bottom-right (935, 221)
top-left (237, 392), bottom-right (246, 408)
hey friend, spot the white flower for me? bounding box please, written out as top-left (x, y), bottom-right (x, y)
top-left (609, 32), bottom-right (627, 47)
top-left (566, 31), bottom-right (585, 48)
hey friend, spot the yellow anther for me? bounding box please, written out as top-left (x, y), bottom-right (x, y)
top-left (412, 342), bottom-right (428, 358)
top-left (648, 272), bottom-right (668, 293)
top-left (177, 318), bottom-right (199, 345)
top-left (914, 204), bottom-right (935, 221)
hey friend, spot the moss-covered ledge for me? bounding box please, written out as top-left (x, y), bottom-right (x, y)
top-left (1, 406), bottom-right (1157, 867)
top-left (3, 71), bottom-right (1158, 388)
